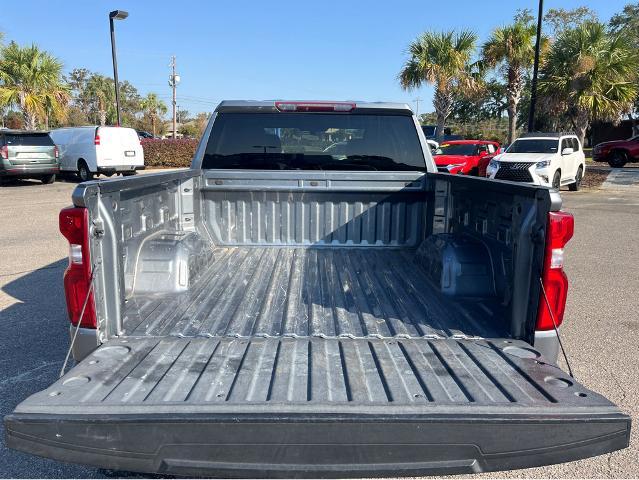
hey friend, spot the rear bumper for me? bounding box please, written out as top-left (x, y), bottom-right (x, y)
top-left (97, 165), bottom-right (145, 174)
top-left (0, 164), bottom-right (59, 177)
top-left (592, 150), bottom-right (609, 161)
top-left (5, 411), bottom-right (630, 477)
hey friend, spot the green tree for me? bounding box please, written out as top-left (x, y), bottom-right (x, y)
top-left (544, 7), bottom-right (598, 37)
top-left (610, 2), bottom-right (639, 44)
top-left (539, 22), bottom-right (639, 146)
top-left (0, 42), bottom-right (69, 129)
top-left (450, 79), bottom-right (507, 123)
top-left (610, 2), bottom-right (639, 123)
top-left (482, 20), bottom-right (544, 143)
top-left (140, 93), bottom-right (167, 137)
top-left (118, 80), bottom-right (141, 126)
top-left (399, 30), bottom-right (478, 139)
top-left (84, 74), bottom-right (115, 126)
top-left (177, 109), bottom-right (191, 123)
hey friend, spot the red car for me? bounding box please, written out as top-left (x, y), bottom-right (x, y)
top-left (592, 135), bottom-right (639, 167)
top-left (434, 140), bottom-right (500, 176)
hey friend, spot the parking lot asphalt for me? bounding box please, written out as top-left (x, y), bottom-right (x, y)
top-left (0, 172), bottom-right (638, 478)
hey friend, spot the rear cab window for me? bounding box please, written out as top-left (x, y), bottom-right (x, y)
top-left (4, 133), bottom-right (54, 147)
top-left (203, 113), bottom-right (426, 171)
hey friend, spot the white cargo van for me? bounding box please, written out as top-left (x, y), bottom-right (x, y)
top-left (49, 126), bottom-right (145, 181)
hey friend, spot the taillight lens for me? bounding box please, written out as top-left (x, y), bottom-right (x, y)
top-left (536, 211), bottom-right (574, 330)
top-left (94, 128), bottom-right (101, 145)
top-left (274, 101), bottom-right (355, 112)
top-left (1, 145), bottom-right (8, 159)
top-left (54, 146), bottom-right (59, 159)
top-left (59, 207), bottom-right (97, 328)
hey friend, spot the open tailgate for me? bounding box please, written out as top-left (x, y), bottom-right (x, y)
top-left (5, 337), bottom-right (630, 477)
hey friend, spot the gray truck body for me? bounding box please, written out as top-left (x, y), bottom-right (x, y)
top-left (5, 102), bottom-right (630, 476)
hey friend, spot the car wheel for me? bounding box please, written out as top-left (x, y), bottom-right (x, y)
top-left (608, 151), bottom-right (627, 168)
top-left (552, 171), bottom-right (561, 190)
top-left (78, 161), bottom-right (93, 182)
top-left (568, 166), bottom-right (583, 191)
top-left (40, 174), bottom-right (56, 184)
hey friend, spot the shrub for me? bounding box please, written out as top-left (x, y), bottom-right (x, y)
top-left (141, 138), bottom-right (198, 168)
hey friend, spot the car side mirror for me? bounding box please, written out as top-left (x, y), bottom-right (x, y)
top-left (562, 147), bottom-right (574, 155)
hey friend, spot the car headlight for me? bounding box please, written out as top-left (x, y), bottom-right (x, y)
top-left (488, 159), bottom-right (499, 169)
top-left (446, 164), bottom-right (464, 172)
top-left (535, 160), bottom-right (551, 169)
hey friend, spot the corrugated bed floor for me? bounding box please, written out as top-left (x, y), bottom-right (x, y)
top-left (123, 247), bottom-right (506, 339)
top-left (20, 336), bottom-right (602, 414)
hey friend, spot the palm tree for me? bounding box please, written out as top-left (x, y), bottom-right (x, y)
top-left (482, 20), bottom-right (543, 143)
top-left (84, 74), bottom-right (114, 126)
top-left (140, 93), bottom-right (167, 137)
top-left (399, 30), bottom-right (478, 139)
top-left (539, 22), bottom-right (639, 146)
top-left (0, 42), bottom-right (69, 130)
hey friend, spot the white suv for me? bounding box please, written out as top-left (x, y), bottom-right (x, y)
top-left (486, 133), bottom-right (586, 190)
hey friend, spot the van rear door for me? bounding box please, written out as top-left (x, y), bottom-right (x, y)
top-left (96, 127), bottom-right (144, 169)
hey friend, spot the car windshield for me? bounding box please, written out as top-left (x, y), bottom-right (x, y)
top-left (507, 139), bottom-right (558, 154)
top-left (435, 143), bottom-right (478, 156)
top-left (421, 125), bottom-right (436, 137)
top-left (4, 133), bottom-right (54, 146)
top-left (202, 113), bottom-right (426, 171)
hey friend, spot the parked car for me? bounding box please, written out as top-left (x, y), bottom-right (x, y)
top-left (0, 130), bottom-right (59, 184)
top-left (592, 135), bottom-right (639, 167)
top-left (49, 126), bottom-right (145, 181)
top-left (136, 130), bottom-right (155, 139)
top-left (433, 139), bottom-right (499, 176)
top-left (486, 132), bottom-right (586, 190)
top-left (6, 101), bottom-right (629, 477)
top-left (421, 124), bottom-right (451, 139)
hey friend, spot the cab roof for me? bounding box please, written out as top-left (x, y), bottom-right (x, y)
top-left (214, 100), bottom-right (414, 115)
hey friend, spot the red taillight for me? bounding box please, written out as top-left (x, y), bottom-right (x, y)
top-left (94, 128), bottom-right (101, 145)
top-left (275, 101), bottom-right (355, 112)
top-left (536, 211), bottom-right (574, 331)
top-left (59, 207), bottom-right (97, 328)
top-left (1, 145), bottom-right (7, 159)
top-left (54, 146), bottom-right (59, 159)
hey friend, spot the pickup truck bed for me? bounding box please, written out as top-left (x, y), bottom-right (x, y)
top-left (5, 102), bottom-right (630, 477)
top-left (124, 247), bottom-right (506, 339)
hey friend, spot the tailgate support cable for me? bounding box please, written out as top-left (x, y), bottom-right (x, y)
top-left (59, 265), bottom-right (98, 378)
top-left (539, 278), bottom-right (575, 378)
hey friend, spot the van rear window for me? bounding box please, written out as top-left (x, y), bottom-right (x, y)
top-left (4, 133), bottom-right (54, 147)
top-left (202, 113), bottom-right (426, 171)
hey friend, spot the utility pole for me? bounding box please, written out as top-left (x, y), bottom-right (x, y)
top-left (169, 56), bottom-right (180, 139)
top-left (528, 0), bottom-right (544, 132)
top-left (413, 97), bottom-right (422, 117)
top-left (109, 10), bottom-right (129, 126)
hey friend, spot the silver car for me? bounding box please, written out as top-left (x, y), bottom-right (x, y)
top-left (0, 130), bottom-right (59, 184)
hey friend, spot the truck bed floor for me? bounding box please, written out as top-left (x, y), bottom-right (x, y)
top-left (123, 247), bottom-right (506, 339)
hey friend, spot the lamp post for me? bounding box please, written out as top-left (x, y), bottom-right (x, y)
top-left (527, 0), bottom-right (544, 132)
top-left (109, 10), bottom-right (129, 126)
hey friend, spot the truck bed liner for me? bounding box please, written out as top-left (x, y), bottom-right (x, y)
top-left (123, 247), bottom-right (506, 339)
top-left (7, 336), bottom-right (629, 476)
top-left (12, 336), bottom-right (617, 413)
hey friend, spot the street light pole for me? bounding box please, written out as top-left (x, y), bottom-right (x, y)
top-left (109, 10), bottom-right (129, 127)
top-left (527, 0), bottom-right (544, 132)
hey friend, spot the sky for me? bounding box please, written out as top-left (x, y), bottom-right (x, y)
top-left (1, 0), bottom-right (630, 116)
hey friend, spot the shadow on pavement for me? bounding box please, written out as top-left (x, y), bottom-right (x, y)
top-left (0, 260), bottom-right (174, 478)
